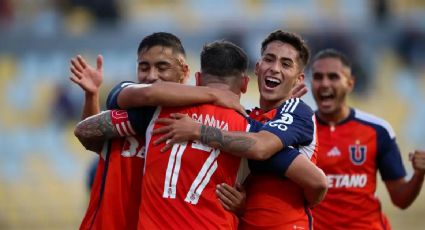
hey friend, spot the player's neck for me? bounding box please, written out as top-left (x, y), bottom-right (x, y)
top-left (207, 83), bottom-right (241, 97)
top-left (317, 106), bottom-right (350, 126)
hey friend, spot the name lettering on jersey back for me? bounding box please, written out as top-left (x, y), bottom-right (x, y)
top-left (327, 174), bottom-right (367, 188)
top-left (191, 114), bottom-right (229, 131)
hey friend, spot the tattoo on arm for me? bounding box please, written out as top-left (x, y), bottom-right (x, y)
top-left (199, 125), bottom-right (256, 154)
top-left (77, 111), bottom-right (120, 139)
top-left (75, 111), bottom-right (121, 152)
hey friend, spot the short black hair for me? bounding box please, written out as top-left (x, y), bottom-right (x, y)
top-left (137, 32), bottom-right (186, 57)
top-left (261, 30), bottom-right (310, 69)
top-left (312, 48), bottom-right (351, 68)
top-left (201, 40), bottom-right (248, 77)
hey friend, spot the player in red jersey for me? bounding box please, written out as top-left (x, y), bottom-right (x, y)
top-left (138, 41), bottom-right (254, 229)
top-left (70, 54), bottom-right (105, 229)
top-left (310, 49), bottom-right (425, 230)
top-left (72, 32), bottom-right (191, 230)
top-left (153, 30), bottom-right (327, 230)
top-left (75, 40), bottom-right (303, 229)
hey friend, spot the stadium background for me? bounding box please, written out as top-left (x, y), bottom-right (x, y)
top-left (0, 0), bottom-right (424, 229)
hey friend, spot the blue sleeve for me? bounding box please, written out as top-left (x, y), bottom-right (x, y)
top-left (106, 81), bottom-right (136, 109)
top-left (126, 107), bottom-right (157, 135)
top-left (248, 147), bottom-right (300, 177)
top-left (377, 128), bottom-right (406, 180)
top-left (247, 117), bottom-right (263, 133)
top-left (261, 98), bottom-right (314, 148)
top-left (106, 81), bottom-right (156, 135)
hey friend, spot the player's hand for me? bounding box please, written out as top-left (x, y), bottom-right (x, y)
top-left (70, 55), bottom-right (103, 95)
top-left (409, 150), bottom-right (425, 174)
top-left (212, 89), bottom-right (247, 117)
top-left (216, 183), bottom-right (246, 216)
top-left (290, 82), bottom-right (308, 98)
top-left (153, 113), bottom-right (201, 152)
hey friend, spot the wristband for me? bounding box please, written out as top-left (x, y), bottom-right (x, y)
top-left (110, 110), bottom-right (136, 136)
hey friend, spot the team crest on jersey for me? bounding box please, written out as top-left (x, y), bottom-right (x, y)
top-left (349, 145), bottom-right (367, 165)
top-left (267, 113), bottom-right (293, 131)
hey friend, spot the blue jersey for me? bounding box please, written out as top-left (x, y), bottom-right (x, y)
top-left (250, 98), bottom-right (318, 176)
top-left (262, 98), bottom-right (316, 157)
top-left (240, 98), bottom-right (318, 230)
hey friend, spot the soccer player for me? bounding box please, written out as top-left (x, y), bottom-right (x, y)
top-left (310, 48), bottom-right (425, 230)
top-left (75, 40), bottom-right (303, 229)
top-left (71, 32), bottom-right (191, 230)
top-left (153, 30), bottom-right (327, 230)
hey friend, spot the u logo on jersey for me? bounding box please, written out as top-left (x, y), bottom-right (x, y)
top-left (349, 145), bottom-right (367, 165)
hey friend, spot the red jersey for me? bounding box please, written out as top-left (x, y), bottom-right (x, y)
top-left (240, 98), bottom-right (318, 230)
top-left (79, 137), bottom-right (145, 230)
top-left (138, 105), bottom-right (258, 230)
top-left (313, 109), bottom-right (406, 230)
top-left (79, 151), bottom-right (105, 229)
top-left (80, 82), bottom-right (150, 230)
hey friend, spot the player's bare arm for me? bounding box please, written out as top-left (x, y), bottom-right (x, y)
top-left (384, 150), bottom-right (425, 209)
top-left (117, 81), bottom-right (305, 117)
top-left (70, 54), bottom-right (103, 119)
top-left (74, 111), bottom-right (120, 152)
top-left (153, 113), bottom-right (283, 160)
top-left (285, 154), bottom-right (327, 207)
top-left (117, 83), bottom-right (247, 116)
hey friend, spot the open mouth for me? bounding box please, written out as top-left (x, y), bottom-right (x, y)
top-left (265, 77), bottom-right (281, 88)
top-left (318, 91), bottom-right (335, 104)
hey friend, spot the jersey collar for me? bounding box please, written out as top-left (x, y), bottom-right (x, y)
top-left (315, 108), bottom-right (355, 126)
top-left (250, 107), bottom-right (278, 123)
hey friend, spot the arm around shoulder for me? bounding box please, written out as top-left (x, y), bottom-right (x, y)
top-left (284, 154), bottom-right (328, 207)
top-left (117, 82), bottom-right (220, 109)
top-left (199, 126), bottom-right (284, 161)
top-left (116, 82), bottom-right (246, 114)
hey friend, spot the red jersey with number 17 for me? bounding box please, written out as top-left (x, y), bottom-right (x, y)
top-left (138, 104), bottom-right (259, 230)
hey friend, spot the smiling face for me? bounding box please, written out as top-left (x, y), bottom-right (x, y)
top-left (256, 41), bottom-right (304, 111)
top-left (137, 45), bottom-right (189, 84)
top-left (311, 57), bottom-right (354, 121)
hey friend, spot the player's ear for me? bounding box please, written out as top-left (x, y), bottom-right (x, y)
top-left (297, 72), bottom-right (305, 85)
top-left (347, 74), bottom-right (355, 92)
top-left (180, 63), bottom-right (190, 84)
top-left (254, 62), bottom-right (260, 76)
top-left (240, 74), bottom-right (250, 94)
top-left (195, 72), bottom-right (202, 86)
